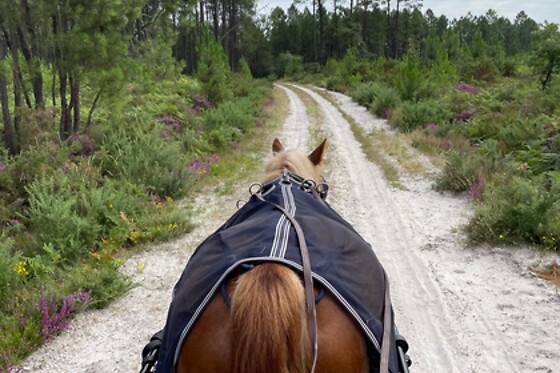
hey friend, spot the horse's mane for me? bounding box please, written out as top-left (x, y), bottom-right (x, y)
top-left (264, 149), bottom-right (321, 183)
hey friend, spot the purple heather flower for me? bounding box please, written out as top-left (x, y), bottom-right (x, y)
top-left (156, 115), bottom-right (181, 131)
top-left (455, 82), bottom-right (480, 94)
top-left (9, 219), bottom-right (20, 226)
top-left (454, 110), bottom-right (474, 123)
top-left (193, 95), bottom-right (213, 109)
top-left (467, 180), bottom-right (485, 202)
top-left (37, 290), bottom-right (92, 341)
top-left (441, 139), bottom-right (452, 151)
top-left (188, 160), bottom-right (209, 175)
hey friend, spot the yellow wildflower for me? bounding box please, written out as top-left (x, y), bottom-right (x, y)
top-left (129, 230), bottom-right (140, 244)
top-left (165, 196), bottom-right (173, 203)
top-left (15, 261), bottom-right (29, 276)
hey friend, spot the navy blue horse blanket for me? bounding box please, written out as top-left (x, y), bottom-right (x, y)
top-left (156, 175), bottom-right (399, 373)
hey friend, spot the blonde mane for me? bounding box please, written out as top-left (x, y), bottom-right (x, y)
top-left (264, 149), bottom-right (322, 183)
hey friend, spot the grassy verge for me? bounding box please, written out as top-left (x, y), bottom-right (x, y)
top-left (286, 84), bottom-right (327, 144)
top-left (0, 74), bottom-right (275, 369)
top-left (310, 88), bottom-right (403, 188)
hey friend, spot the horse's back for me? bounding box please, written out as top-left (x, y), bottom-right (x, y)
top-left (177, 269), bottom-right (369, 373)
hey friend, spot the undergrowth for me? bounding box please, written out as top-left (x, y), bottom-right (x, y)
top-left (0, 62), bottom-right (273, 369)
top-left (316, 49), bottom-right (560, 253)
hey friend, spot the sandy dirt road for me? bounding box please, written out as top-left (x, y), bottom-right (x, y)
top-left (24, 84), bottom-right (560, 373)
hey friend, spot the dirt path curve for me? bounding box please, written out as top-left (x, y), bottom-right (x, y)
top-left (23, 85), bottom-right (559, 373)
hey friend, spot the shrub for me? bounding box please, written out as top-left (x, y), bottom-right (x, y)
top-left (325, 75), bottom-right (345, 92)
top-left (351, 82), bottom-right (381, 108)
top-left (467, 172), bottom-right (560, 250)
top-left (96, 127), bottom-right (192, 197)
top-left (391, 100), bottom-right (452, 132)
top-left (25, 173), bottom-right (103, 260)
top-left (370, 85), bottom-right (401, 118)
top-left (394, 53), bottom-right (426, 101)
top-left (285, 55), bottom-right (305, 80)
top-left (7, 144), bottom-right (71, 199)
top-left (497, 117), bottom-right (548, 153)
top-left (203, 97), bottom-right (260, 147)
top-left (24, 166), bottom-right (164, 261)
top-left (459, 57), bottom-right (500, 83)
top-left (233, 57), bottom-right (253, 97)
top-left (435, 148), bottom-right (497, 193)
top-left (196, 37), bottom-right (233, 104)
top-left (0, 238), bottom-right (21, 304)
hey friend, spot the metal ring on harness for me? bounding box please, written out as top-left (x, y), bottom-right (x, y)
top-left (249, 182), bottom-right (263, 196)
top-left (316, 182), bottom-right (329, 200)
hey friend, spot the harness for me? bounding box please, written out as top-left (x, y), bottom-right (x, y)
top-left (140, 170), bottom-right (411, 373)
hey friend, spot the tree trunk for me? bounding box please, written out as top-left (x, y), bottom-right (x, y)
top-left (393, 0), bottom-right (401, 58)
top-left (21, 0), bottom-right (45, 108)
top-left (2, 26), bottom-right (32, 109)
top-left (87, 91), bottom-right (101, 128)
top-left (213, 0), bottom-right (220, 41)
top-left (70, 72), bottom-right (80, 134)
top-left (199, 0), bottom-right (205, 32)
top-left (318, 0), bottom-right (324, 64)
top-left (386, 0), bottom-right (392, 58)
top-left (59, 71), bottom-right (71, 140)
top-left (229, 0), bottom-right (238, 71)
top-left (12, 68), bottom-right (22, 153)
top-left (312, 0), bottom-right (317, 62)
top-left (0, 39), bottom-right (15, 155)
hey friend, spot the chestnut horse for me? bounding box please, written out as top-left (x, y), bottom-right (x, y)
top-left (176, 139), bottom-right (369, 373)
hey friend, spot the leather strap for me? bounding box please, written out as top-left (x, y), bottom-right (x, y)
top-left (255, 192), bottom-right (318, 373)
top-left (379, 273), bottom-right (392, 373)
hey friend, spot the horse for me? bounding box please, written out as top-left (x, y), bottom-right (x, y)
top-left (176, 138), bottom-right (371, 373)
top-left (147, 138), bottom-right (408, 373)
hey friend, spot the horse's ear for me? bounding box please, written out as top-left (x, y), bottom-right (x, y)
top-left (272, 138), bottom-right (284, 154)
top-left (308, 139), bottom-right (327, 165)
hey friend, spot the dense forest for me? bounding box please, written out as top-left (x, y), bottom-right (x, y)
top-left (1, 0), bottom-right (559, 369)
top-left (1, 0), bottom-right (558, 153)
